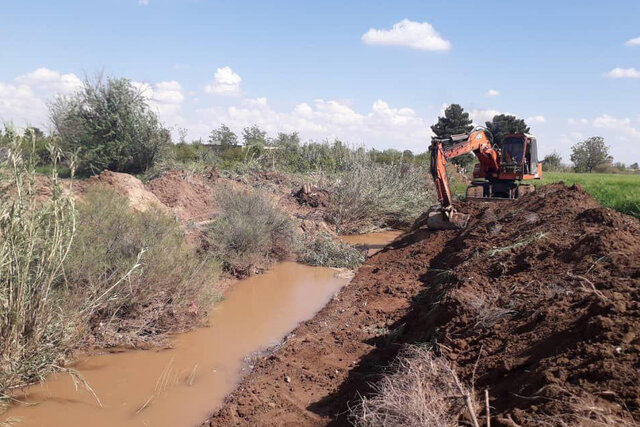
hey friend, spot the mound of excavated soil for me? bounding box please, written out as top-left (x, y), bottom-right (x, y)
top-left (79, 170), bottom-right (167, 213)
top-left (204, 183), bottom-right (639, 427)
top-left (146, 170), bottom-right (218, 222)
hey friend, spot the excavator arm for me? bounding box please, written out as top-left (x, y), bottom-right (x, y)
top-left (427, 128), bottom-right (499, 229)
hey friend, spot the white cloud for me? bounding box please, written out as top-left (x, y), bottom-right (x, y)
top-left (361, 19), bottom-right (451, 51)
top-left (243, 97), bottom-right (268, 108)
top-left (133, 80), bottom-right (185, 122)
top-left (593, 114), bottom-right (640, 139)
top-left (15, 67), bottom-right (82, 93)
top-left (485, 89), bottom-right (500, 97)
top-left (204, 66), bottom-right (242, 96)
top-left (604, 67), bottom-right (640, 79)
top-left (527, 115), bottom-right (546, 124)
top-left (468, 109), bottom-right (502, 125)
top-left (138, 0), bottom-right (149, 6)
top-left (625, 37), bottom-right (640, 46)
top-left (568, 118), bottom-right (588, 125)
top-left (0, 68), bottom-right (82, 128)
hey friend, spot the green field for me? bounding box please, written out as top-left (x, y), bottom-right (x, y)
top-left (534, 172), bottom-right (640, 219)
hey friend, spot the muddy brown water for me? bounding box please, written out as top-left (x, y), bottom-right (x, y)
top-left (3, 231), bottom-right (400, 427)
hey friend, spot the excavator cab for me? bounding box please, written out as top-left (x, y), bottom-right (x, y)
top-left (500, 134), bottom-right (540, 177)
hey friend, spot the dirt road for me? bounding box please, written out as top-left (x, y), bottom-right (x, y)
top-left (204, 184), bottom-right (640, 426)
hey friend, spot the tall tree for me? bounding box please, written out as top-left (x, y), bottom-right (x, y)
top-left (570, 136), bottom-right (612, 173)
top-left (431, 104), bottom-right (473, 139)
top-left (431, 104), bottom-right (474, 168)
top-left (485, 114), bottom-right (530, 148)
top-left (242, 125), bottom-right (267, 147)
top-left (208, 124), bottom-right (238, 147)
top-left (49, 76), bottom-right (170, 175)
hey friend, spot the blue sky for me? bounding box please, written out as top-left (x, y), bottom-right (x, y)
top-left (1, 0), bottom-right (639, 163)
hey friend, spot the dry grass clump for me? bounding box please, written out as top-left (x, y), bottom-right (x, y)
top-left (351, 345), bottom-right (477, 427)
top-left (532, 387), bottom-right (639, 427)
top-left (298, 233), bottom-right (365, 269)
top-left (0, 132), bottom-right (76, 396)
top-left (455, 287), bottom-right (516, 330)
top-left (323, 162), bottom-right (435, 234)
top-left (206, 185), bottom-right (296, 276)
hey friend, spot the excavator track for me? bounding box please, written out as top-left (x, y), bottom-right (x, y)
top-left (465, 182), bottom-right (536, 202)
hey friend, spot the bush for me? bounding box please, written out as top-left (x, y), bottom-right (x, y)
top-left (0, 133), bottom-right (219, 398)
top-left (66, 187), bottom-right (221, 345)
top-left (542, 152), bottom-right (564, 172)
top-left (351, 346), bottom-right (477, 427)
top-left (298, 233), bottom-right (365, 268)
top-left (206, 185), bottom-right (296, 276)
top-left (49, 76), bottom-right (171, 175)
top-left (323, 162), bottom-right (436, 234)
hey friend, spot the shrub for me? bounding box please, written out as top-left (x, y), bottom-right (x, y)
top-left (323, 162), bottom-right (436, 234)
top-left (49, 76), bottom-right (171, 175)
top-left (206, 185), bottom-right (296, 276)
top-left (298, 233), bottom-right (365, 268)
top-left (0, 131), bottom-right (219, 398)
top-left (66, 187), bottom-right (221, 345)
top-left (351, 345), bottom-right (477, 427)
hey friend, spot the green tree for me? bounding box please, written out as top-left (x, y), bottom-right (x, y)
top-left (431, 104), bottom-right (475, 168)
top-left (430, 104), bottom-right (473, 138)
top-left (542, 152), bottom-right (563, 171)
top-left (485, 114), bottom-right (530, 148)
top-left (208, 124), bottom-right (238, 147)
top-left (273, 132), bottom-right (300, 149)
top-left (49, 76), bottom-right (170, 175)
top-left (242, 125), bottom-right (267, 147)
top-left (631, 162), bottom-right (639, 170)
top-left (570, 136), bottom-right (612, 173)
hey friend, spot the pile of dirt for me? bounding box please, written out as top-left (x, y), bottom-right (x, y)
top-left (79, 170), bottom-right (167, 213)
top-left (146, 170), bottom-right (218, 222)
top-left (203, 183), bottom-right (639, 426)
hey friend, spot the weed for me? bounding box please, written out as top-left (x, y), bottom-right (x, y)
top-left (322, 162), bottom-right (436, 234)
top-left (206, 185), bottom-right (296, 276)
top-left (298, 233), bottom-right (365, 268)
top-left (351, 345), bottom-right (477, 427)
top-left (486, 231), bottom-right (548, 257)
top-left (0, 131), bottom-right (77, 396)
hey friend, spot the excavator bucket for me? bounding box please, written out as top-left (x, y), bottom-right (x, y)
top-left (426, 207), bottom-right (470, 230)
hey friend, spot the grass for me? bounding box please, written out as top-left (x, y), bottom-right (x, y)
top-left (534, 172), bottom-right (640, 219)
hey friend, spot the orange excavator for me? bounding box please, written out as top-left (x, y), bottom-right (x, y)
top-left (427, 127), bottom-right (542, 229)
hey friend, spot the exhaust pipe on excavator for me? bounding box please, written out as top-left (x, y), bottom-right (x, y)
top-left (425, 206), bottom-right (470, 230)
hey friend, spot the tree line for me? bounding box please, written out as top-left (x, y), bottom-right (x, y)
top-left (1, 76), bottom-right (635, 176)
